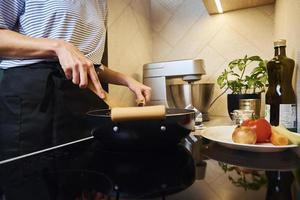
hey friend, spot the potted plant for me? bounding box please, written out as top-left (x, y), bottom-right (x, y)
top-left (212, 55), bottom-right (268, 118)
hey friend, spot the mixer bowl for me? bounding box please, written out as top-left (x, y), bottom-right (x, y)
top-left (166, 83), bottom-right (215, 121)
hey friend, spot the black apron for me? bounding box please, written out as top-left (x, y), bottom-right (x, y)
top-left (0, 62), bottom-right (107, 160)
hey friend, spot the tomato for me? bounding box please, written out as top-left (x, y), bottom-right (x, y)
top-left (241, 118), bottom-right (272, 143)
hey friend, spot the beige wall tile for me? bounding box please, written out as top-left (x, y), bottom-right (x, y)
top-left (108, 0), bottom-right (275, 116)
top-left (205, 61), bottom-right (230, 116)
top-left (107, 0), bottom-right (132, 27)
top-left (196, 45), bottom-right (226, 82)
top-left (108, 7), bottom-right (138, 65)
top-left (222, 7), bottom-right (274, 59)
top-left (275, 0), bottom-right (300, 58)
top-left (164, 14), bottom-right (225, 61)
top-left (151, 1), bottom-right (274, 116)
top-left (152, 31), bottom-right (173, 61)
top-left (151, 1), bottom-right (172, 32)
top-left (108, 0), bottom-right (151, 106)
top-left (209, 25), bottom-right (261, 61)
top-left (159, 0), bottom-right (205, 46)
top-left (158, 0), bottom-right (184, 13)
top-left (131, 1), bottom-right (152, 48)
top-left (258, 4), bottom-right (275, 16)
top-left (131, 0), bottom-right (151, 20)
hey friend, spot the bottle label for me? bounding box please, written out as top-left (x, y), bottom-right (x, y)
top-left (265, 104), bottom-right (271, 122)
top-left (280, 104), bottom-right (296, 129)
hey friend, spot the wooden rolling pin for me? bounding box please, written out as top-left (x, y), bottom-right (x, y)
top-left (111, 105), bottom-right (166, 122)
top-left (87, 81), bottom-right (166, 122)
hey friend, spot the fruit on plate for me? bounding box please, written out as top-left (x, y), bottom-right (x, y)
top-left (241, 118), bottom-right (272, 143)
top-left (271, 125), bottom-right (300, 145)
top-left (232, 126), bottom-right (257, 144)
top-left (270, 126), bottom-right (289, 146)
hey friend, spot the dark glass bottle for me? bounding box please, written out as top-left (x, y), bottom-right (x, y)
top-left (265, 171), bottom-right (294, 200)
top-left (265, 39), bottom-right (297, 131)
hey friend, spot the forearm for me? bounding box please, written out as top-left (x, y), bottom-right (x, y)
top-left (98, 65), bottom-right (151, 104)
top-left (0, 29), bottom-right (59, 59)
top-left (99, 65), bottom-right (132, 86)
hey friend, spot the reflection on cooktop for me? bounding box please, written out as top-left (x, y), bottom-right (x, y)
top-left (0, 141), bottom-right (196, 200)
top-left (1, 136), bottom-right (300, 200)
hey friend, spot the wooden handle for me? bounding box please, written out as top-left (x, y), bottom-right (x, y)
top-left (111, 105), bottom-right (166, 122)
top-left (102, 91), bottom-right (120, 108)
top-left (87, 82), bottom-right (120, 108)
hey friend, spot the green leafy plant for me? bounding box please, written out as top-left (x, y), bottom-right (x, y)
top-left (217, 55), bottom-right (268, 94)
top-left (210, 55), bottom-right (268, 107)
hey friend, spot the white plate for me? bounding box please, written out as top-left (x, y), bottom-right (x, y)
top-left (201, 125), bottom-right (299, 152)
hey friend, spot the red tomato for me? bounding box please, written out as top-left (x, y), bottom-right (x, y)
top-left (241, 118), bottom-right (272, 143)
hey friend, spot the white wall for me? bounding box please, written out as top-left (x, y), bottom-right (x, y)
top-left (107, 0), bottom-right (152, 106)
top-left (151, 0), bottom-right (275, 116)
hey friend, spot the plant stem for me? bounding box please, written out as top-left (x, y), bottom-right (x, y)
top-left (240, 61), bottom-right (252, 79)
top-left (209, 87), bottom-right (229, 108)
top-left (240, 66), bottom-right (246, 80)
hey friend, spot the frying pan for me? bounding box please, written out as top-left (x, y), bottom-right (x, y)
top-left (86, 108), bottom-right (195, 150)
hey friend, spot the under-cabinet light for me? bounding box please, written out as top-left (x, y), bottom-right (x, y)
top-left (214, 0), bottom-right (223, 13)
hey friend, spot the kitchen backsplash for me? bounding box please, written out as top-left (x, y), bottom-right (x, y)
top-left (272, 0), bottom-right (300, 130)
top-left (151, 0), bottom-right (274, 116)
top-left (107, 0), bottom-right (300, 120)
top-left (297, 50), bottom-right (300, 131)
top-left (107, 0), bottom-right (152, 106)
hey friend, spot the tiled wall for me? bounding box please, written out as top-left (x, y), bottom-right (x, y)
top-left (107, 0), bottom-right (276, 115)
top-left (275, 0), bottom-right (300, 59)
top-left (107, 0), bottom-right (152, 106)
top-left (151, 0), bottom-right (275, 116)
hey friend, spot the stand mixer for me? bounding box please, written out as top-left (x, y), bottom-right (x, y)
top-left (143, 59), bottom-right (215, 125)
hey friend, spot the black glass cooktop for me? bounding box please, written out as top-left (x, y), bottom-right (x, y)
top-left (0, 136), bottom-right (300, 200)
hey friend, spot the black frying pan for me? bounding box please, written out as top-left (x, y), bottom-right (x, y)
top-left (86, 108), bottom-right (195, 150)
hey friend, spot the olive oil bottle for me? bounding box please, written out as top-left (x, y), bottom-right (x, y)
top-left (265, 39), bottom-right (297, 131)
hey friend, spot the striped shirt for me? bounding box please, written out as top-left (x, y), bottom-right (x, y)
top-left (0, 0), bottom-right (107, 69)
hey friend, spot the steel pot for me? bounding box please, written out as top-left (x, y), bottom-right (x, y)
top-left (167, 83), bottom-right (214, 121)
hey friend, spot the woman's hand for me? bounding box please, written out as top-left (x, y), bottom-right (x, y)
top-left (0, 30), bottom-right (105, 98)
top-left (91, 65), bottom-right (152, 105)
top-left (54, 40), bottom-right (106, 98)
top-left (127, 77), bottom-right (152, 106)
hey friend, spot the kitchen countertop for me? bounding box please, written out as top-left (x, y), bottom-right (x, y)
top-left (195, 116), bottom-right (300, 157)
top-left (202, 115), bottom-right (234, 127)
top-left (0, 116), bottom-right (300, 200)
top-left (192, 115), bottom-right (233, 135)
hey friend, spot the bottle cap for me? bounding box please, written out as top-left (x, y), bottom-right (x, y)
top-left (274, 39), bottom-right (286, 47)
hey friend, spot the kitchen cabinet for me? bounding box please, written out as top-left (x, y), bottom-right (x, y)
top-left (203, 0), bottom-right (275, 14)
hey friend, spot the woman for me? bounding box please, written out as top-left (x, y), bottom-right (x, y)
top-left (0, 0), bottom-right (151, 157)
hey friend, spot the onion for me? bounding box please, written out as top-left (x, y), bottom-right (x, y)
top-left (232, 126), bottom-right (257, 144)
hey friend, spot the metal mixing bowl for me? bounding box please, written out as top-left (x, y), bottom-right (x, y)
top-left (166, 83), bottom-right (215, 121)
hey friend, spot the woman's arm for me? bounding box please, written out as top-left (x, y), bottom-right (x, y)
top-left (98, 65), bottom-right (152, 104)
top-left (0, 29), bottom-right (58, 58)
top-left (0, 29), bottom-right (105, 98)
